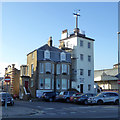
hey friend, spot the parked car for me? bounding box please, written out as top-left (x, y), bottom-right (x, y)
top-left (70, 93), bottom-right (82, 102)
top-left (42, 91), bottom-right (59, 102)
top-left (88, 92), bottom-right (119, 105)
top-left (0, 92), bottom-right (14, 106)
top-left (73, 93), bottom-right (96, 105)
top-left (55, 91), bottom-right (77, 102)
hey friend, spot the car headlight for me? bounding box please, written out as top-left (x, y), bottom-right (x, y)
top-left (11, 98), bottom-right (14, 101)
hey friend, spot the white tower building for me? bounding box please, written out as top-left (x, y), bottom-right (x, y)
top-left (59, 11), bottom-right (95, 93)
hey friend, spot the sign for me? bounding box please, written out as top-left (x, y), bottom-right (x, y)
top-left (5, 76), bottom-right (11, 82)
top-left (118, 80), bottom-right (120, 84)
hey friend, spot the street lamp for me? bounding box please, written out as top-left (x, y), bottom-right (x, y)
top-left (117, 32), bottom-right (120, 119)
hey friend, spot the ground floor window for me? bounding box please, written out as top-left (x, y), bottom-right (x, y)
top-left (62, 79), bottom-right (67, 90)
top-left (68, 80), bottom-right (70, 89)
top-left (88, 84), bottom-right (91, 91)
top-left (31, 79), bottom-right (33, 87)
top-left (39, 78), bottom-right (44, 89)
top-left (52, 79), bottom-right (54, 89)
top-left (45, 78), bottom-right (51, 89)
top-left (56, 79), bottom-right (60, 89)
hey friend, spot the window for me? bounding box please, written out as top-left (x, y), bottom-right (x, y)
top-left (52, 64), bottom-right (54, 74)
top-left (44, 50), bottom-right (50, 59)
top-left (80, 40), bottom-right (83, 47)
top-left (39, 78), bottom-right (44, 89)
top-left (61, 52), bottom-right (66, 61)
top-left (62, 79), bottom-right (67, 89)
top-left (88, 84), bottom-right (91, 91)
top-left (88, 42), bottom-right (91, 48)
top-left (56, 64), bottom-right (60, 74)
top-left (56, 79), bottom-right (60, 89)
top-left (88, 55), bottom-right (91, 62)
top-left (40, 63), bottom-right (44, 73)
top-left (27, 66), bottom-right (29, 76)
top-left (52, 79), bottom-right (54, 89)
top-left (23, 67), bottom-right (26, 76)
top-left (62, 64), bottom-right (67, 74)
top-left (68, 80), bottom-right (70, 89)
top-left (45, 78), bottom-right (51, 89)
top-left (32, 53), bottom-right (34, 59)
top-left (80, 69), bottom-right (84, 75)
top-left (31, 64), bottom-right (34, 75)
top-left (31, 79), bottom-right (33, 87)
top-left (88, 70), bottom-right (91, 76)
top-left (68, 65), bottom-right (70, 75)
top-left (45, 63), bottom-right (51, 73)
top-left (80, 54), bottom-right (83, 61)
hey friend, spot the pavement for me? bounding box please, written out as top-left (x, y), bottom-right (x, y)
top-left (1, 100), bottom-right (39, 118)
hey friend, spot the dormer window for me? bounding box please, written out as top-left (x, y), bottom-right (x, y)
top-left (44, 50), bottom-right (50, 59)
top-left (61, 52), bottom-right (66, 61)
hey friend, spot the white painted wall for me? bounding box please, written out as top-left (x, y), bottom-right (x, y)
top-left (63, 35), bottom-right (94, 93)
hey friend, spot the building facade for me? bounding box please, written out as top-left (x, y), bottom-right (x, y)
top-left (21, 37), bottom-right (71, 98)
top-left (94, 64), bottom-right (119, 91)
top-left (59, 28), bottom-right (95, 93)
top-left (4, 64), bottom-right (20, 96)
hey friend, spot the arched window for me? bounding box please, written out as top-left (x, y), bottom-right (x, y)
top-left (61, 52), bottom-right (66, 61)
top-left (44, 50), bottom-right (50, 59)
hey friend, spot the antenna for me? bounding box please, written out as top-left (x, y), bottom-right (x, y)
top-left (73, 9), bottom-right (80, 29)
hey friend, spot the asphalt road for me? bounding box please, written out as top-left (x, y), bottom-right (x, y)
top-left (1, 100), bottom-right (119, 119)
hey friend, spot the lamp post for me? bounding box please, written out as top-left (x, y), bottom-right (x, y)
top-left (117, 32), bottom-right (120, 120)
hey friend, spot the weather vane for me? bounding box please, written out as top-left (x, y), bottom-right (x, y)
top-left (73, 9), bottom-right (80, 29)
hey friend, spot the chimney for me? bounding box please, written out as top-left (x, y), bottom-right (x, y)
top-left (48, 36), bottom-right (52, 47)
top-left (61, 29), bottom-right (68, 39)
top-left (12, 64), bottom-right (15, 68)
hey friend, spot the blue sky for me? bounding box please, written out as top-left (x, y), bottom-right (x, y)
top-left (0, 2), bottom-right (118, 77)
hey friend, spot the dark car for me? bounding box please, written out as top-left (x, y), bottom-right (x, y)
top-left (0, 92), bottom-right (14, 106)
top-left (70, 93), bottom-right (82, 102)
top-left (42, 92), bottom-right (59, 102)
top-left (74, 93), bottom-right (96, 105)
top-left (55, 91), bottom-right (77, 102)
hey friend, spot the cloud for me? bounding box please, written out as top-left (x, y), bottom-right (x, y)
top-left (0, 62), bottom-right (20, 77)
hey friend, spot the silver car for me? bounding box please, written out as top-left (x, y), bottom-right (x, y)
top-left (88, 92), bottom-right (119, 105)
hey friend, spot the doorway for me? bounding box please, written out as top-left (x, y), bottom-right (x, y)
top-left (80, 84), bottom-right (83, 93)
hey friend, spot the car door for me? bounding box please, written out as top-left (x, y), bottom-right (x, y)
top-left (103, 93), bottom-right (114, 103)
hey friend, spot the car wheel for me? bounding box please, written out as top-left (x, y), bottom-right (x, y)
top-left (49, 98), bottom-right (53, 102)
top-left (97, 100), bottom-right (103, 105)
top-left (84, 100), bottom-right (88, 105)
top-left (66, 98), bottom-right (70, 103)
top-left (115, 99), bottom-right (119, 105)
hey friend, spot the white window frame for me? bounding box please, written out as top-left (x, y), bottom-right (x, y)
top-left (88, 70), bottom-right (91, 76)
top-left (62, 64), bottom-right (67, 74)
top-left (39, 78), bottom-right (44, 89)
top-left (80, 40), bottom-right (83, 47)
top-left (88, 42), bottom-right (91, 48)
top-left (44, 50), bottom-right (50, 59)
top-left (80, 69), bottom-right (84, 75)
top-left (52, 79), bottom-right (54, 89)
top-left (68, 65), bottom-right (70, 75)
top-left (61, 52), bottom-right (66, 61)
top-left (56, 64), bottom-right (60, 74)
top-left (52, 64), bottom-right (54, 74)
top-left (88, 55), bottom-right (91, 62)
top-left (62, 79), bottom-right (67, 90)
top-left (45, 78), bottom-right (51, 89)
top-left (40, 63), bottom-right (44, 73)
top-left (56, 79), bottom-right (60, 89)
top-left (31, 79), bottom-right (33, 87)
top-left (27, 66), bottom-right (29, 76)
top-left (45, 63), bottom-right (51, 73)
top-left (80, 54), bottom-right (83, 61)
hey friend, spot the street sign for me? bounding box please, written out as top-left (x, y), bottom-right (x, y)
top-left (118, 80), bottom-right (120, 84)
top-left (5, 76), bottom-right (11, 82)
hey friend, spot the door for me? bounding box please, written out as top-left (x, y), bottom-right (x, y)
top-left (80, 84), bottom-right (83, 93)
top-left (25, 81), bottom-right (28, 91)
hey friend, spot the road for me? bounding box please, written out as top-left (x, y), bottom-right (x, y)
top-left (1, 100), bottom-right (119, 119)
